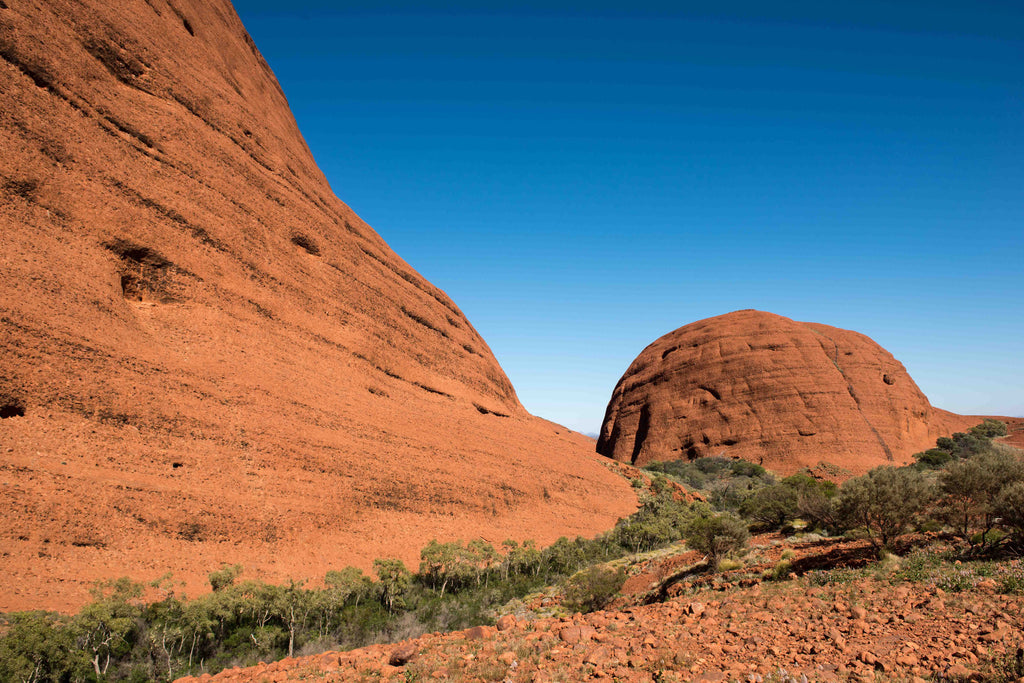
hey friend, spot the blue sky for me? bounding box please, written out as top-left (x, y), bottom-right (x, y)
top-left (234, 1), bottom-right (1023, 434)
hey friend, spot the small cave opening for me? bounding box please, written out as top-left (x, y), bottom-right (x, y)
top-left (1, 401), bottom-right (26, 419)
top-left (171, 462), bottom-right (183, 469)
top-left (104, 239), bottom-right (176, 301)
top-left (290, 232), bottom-right (321, 255)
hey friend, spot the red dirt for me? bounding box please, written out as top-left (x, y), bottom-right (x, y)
top-left (598, 310), bottom-right (980, 476)
top-left (0, 0), bottom-right (636, 612)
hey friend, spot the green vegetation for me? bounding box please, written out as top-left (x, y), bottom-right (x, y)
top-left (739, 473), bottom-right (837, 531)
top-left (644, 456), bottom-right (773, 512)
top-left (562, 565), bottom-right (627, 613)
top-left (647, 420), bottom-right (1021, 558)
top-left (0, 487), bottom-right (701, 682)
top-left (912, 418), bottom-right (1008, 468)
top-left (684, 511), bottom-right (750, 571)
top-left (835, 465), bottom-right (934, 550)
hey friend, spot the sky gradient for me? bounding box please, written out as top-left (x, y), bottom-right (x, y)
top-left (234, 1), bottom-right (1023, 434)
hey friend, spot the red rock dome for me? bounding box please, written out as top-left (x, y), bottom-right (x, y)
top-left (0, 0), bottom-right (634, 611)
top-left (597, 310), bottom-right (974, 476)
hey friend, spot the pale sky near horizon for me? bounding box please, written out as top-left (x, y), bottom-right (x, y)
top-left (234, 1), bottom-right (1024, 434)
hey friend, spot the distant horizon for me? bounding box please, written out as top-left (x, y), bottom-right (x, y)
top-left (235, 0), bottom-right (1023, 434)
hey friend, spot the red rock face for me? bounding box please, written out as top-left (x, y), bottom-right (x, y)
top-left (0, 0), bottom-right (635, 611)
top-left (597, 310), bottom-right (975, 476)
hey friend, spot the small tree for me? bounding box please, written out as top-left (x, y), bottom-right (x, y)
top-left (739, 484), bottom-right (798, 530)
top-left (563, 565), bottom-right (627, 613)
top-left (269, 580), bottom-right (313, 659)
top-left (324, 566), bottom-right (372, 607)
top-left (0, 612), bottom-right (88, 682)
top-left (73, 577), bottom-right (144, 677)
top-left (836, 466), bottom-right (933, 551)
top-left (940, 450), bottom-right (1024, 549)
top-left (419, 540), bottom-right (463, 596)
top-left (208, 564), bottom-right (243, 592)
top-left (373, 559), bottom-right (412, 614)
top-left (685, 513), bottom-right (749, 571)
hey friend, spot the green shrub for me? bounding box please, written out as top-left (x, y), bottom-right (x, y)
top-left (766, 559), bottom-right (794, 581)
top-left (970, 419), bottom-right (1008, 439)
top-left (913, 448), bottom-right (954, 470)
top-left (995, 481), bottom-right (1024, 543)
top-left (643, 457), bottom-right (773, 510)
top-left (563, 565), bottom-right (627, 613)
top-left (895, 548), bottom-right (945, 583)
top-left (836, 466), bottom-right (934, 551)
top-left (939, 450), bottom-right (1024, 550)
top-left (807, 568), bottom-right (859, 586)
top-left (739, 484), bottom-right (798, 530)
top-left (685, 512), bottom-right (750, 571)
top-left (208, 563), bottom-right (243, 591)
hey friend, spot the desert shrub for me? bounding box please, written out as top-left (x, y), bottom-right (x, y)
top-left (807, 568), bottom-right (859, 586)
top-left (912, 420), bottom-right (1008, 470)
top-left (208, 563), bottom-right (243, 591)
top-left (997, 560), bottom-right (1024, 594)
top-left (0, 611), bottom-right (90, 682)
top-left (766, 559), bottom-right (794, 581)
top-left (739, 484), bottom-right (798, 530)
top-left (933, 565), bottom-right (983, 593)
top-left (939, 449), bottom-right (1024, 550)
top-left (895, 548), bottom-right (946, 583)
top-left (685, 512), bottom-right (750, 571)
top-left (563, 565), bottom-right (627, 613)
top-left (970, 419), bottom-right (1008, 439)
top-left (717, 558), bottom-right (743, 571)
top-left (990, 647), bottom-right (1024, 683)
top-left (644, 457), bottom-right (773, 510)
top-left (836, 466), bottom-right (934, 551)
top-left (737, 473), bottom-right (837, 530)
top-left (995, 481), bottom-right (1024, 544)
top-left (913, 448), bottom-right (955, 470)
top-left (612, 488), bottom-right (694, 554)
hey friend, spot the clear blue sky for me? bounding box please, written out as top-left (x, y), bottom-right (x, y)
top-left (234, 1), bottom-right (1023, 434)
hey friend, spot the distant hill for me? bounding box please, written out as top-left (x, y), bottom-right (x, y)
top-left (598, 310), bottom-right (976, 476)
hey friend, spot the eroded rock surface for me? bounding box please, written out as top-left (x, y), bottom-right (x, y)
top-left (0, 0), bottom-right (634, 611)
top-left (598, 310), bottom-right (974, 475)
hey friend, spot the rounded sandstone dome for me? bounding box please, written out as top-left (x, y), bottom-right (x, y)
top-left (597, 310), bottom-right (973, 476)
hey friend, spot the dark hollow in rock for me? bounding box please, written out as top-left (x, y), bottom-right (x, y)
top-left (1, 402), bottom-right (26, 419)
top-left (104, 238), bottom-right (177, 301)
top-left (290, 232), bottom-right (320, 255)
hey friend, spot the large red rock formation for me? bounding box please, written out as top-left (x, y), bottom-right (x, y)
top-left (0, 0), bottom-right (635, 611)
top-left (597, 310), bottom-right (975, 476)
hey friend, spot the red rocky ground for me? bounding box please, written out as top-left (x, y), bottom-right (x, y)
top-left (175, 539), bottom-right (1024, 682)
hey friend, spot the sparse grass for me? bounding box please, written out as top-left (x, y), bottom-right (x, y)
top-left (717, 558), bottom-right (743, 572)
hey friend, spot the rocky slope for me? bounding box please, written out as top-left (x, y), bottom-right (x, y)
top-left (173, 538), bottom-right (1024, 683)
top-left (598, 310), bottom-right (974, 475)
top-left (0, 0), bottom-right (634, 611)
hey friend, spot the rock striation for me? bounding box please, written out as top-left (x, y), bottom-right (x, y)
top-left (597, 310), bottom-right (974, 476)
top-left (0, 0), bottom-right (634, 611)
